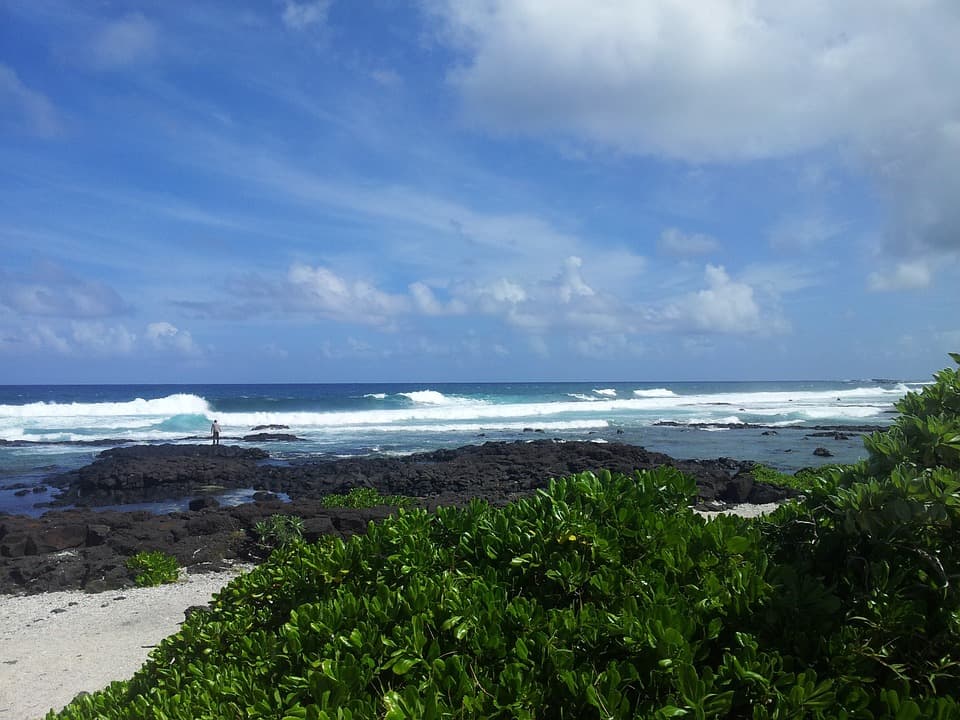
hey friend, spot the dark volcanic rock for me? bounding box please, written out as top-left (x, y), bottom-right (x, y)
top-left (1, 440), bottom-right (798, 595)
top-left (188, 496), bottom-right (221, 512)
top-left (250, 424), bottom-right (290, 431)
top-left (807, 431), bottom-right (851, 440)
top-left (241, 433), bottom-right (302, 442)
top-left (813, 447), bottom-right (834, 457)
top-left (47, 444), bottom-right (269, 507)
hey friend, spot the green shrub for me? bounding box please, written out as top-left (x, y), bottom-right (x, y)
top-left (320, 486), bottom-right (412, 509)
top-left (749, 463), bottom-right (841, 491)
top-left (126, 551), bottom-right (179, 587)
top-left (253, 514), bottom-right (304, 550)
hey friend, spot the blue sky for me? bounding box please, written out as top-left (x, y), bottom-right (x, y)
top-left (1, 0), bottom-right (958, 383)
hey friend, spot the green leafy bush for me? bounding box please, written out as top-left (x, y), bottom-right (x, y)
top-left (126, 550), bottom-right (179, 587)
top-left (254, 514), bottom-right (304, 550)
top-left (750, 463), bottom-right (841, 491)
top-left (51, 355), bottom-right (960, 719)
top-left (320, 486), bottom-right (412, 509)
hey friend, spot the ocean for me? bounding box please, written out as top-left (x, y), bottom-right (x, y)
top-left (0, 380), bottom-right (922, 515)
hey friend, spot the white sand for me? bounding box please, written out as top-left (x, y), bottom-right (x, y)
top-left (0, 567), bottom-right (251, 720)
top-left (694, 501), bottom-right (785, 519)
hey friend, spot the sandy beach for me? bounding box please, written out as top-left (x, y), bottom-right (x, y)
top-left (0, 566), bottom-right (250, 720)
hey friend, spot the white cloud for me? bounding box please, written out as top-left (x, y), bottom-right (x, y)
top-left (663, 265), bottom-right (773, 334)
top-left (0, 64), bottom-right (61, 137)
top-left (72, 322), bottom-right (136, 355)
top-left (659, 227), bottom-right (720, 256)
top-left (432, 0), bottom-right (958, 161)
top-left (557, 256), bottom-right (594, 303)
top-left (868, 261), bottom-right (932, 292)
top-left (147, 321), bottom-right (200, 355)
top-left (281, 1), bottom-right (330, 30)
top-left (288, 263), bottom-right (410, 324)
top-left (90, 14), bottom-right (158, 69)
top-left (472, 278), bottom-right (527, 310)
top-left (430, 0), bottom-right (960, 261)
top-left (0, 265), bottom-right (128, 318)
top-left (28, 325), bottom-right (71, 355)
top-left (409, 282), bottom-right (467, 316)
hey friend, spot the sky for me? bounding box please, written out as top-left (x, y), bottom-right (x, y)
top-left (1, 0), bottom-right (959, 384)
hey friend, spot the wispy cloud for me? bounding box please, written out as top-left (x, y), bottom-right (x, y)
top-left (281, 1), bottom-right (330, 31)
top-left (868, 261), bottom-right (932, 292)
top-left (0, 64), bottom-right (61, 137)
top-left (89, 14), bottom-right (159, 69)
top-left (658, 227), bottom-right (720, 257)
top-left (0, 264), bottom-right (130, 318)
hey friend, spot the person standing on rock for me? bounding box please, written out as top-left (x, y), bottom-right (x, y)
top-left (211, 420), bottom-right (221, 445)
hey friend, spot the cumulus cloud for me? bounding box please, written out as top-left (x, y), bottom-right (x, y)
top-left (409, 282), bottom-right (467, 316)
top-left (557, 256), bottom-right (594, 303)
top-left (0, 64), bottom-right (61, 137)
top-left (146, 321), bottom-right (200, 355)
top-left (471, 278), bottom-right (527, 312)
top-left (867, 261), bottom-right (932, 292)
top-left (430, 0), bottom-right (960, 262)
top-left (662, 265), bottom-right (775, 334)
top-left (281, 1), bottom-right (330, 30)
top-left (89, 14), bottom-right (159, 69)
top-left (659, 227), bottom-right (720, 257)
top-left (288, 263), bottom-right (410, 325)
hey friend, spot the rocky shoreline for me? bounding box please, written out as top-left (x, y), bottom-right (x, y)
top-left (0, 440), bottom-right (798, 595)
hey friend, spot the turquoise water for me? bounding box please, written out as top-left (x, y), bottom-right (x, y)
top-left (0, 380), bottom-right (920, 514)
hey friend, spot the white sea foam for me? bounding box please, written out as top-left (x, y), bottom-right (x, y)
top-left (0, 394), bottom-right (211, 418)
top-left (397, 390), bottom-right (483, 406)
top-left (0, 394), bottom-right (215, 442)
top-left (295, 420), bottom-right (610, 435)
top-left (633, 388), bottom-right (678, 398)
top-left (567, 393), bottom-right (599, 402)
top-left (363, 393), bottom-right (387, 400)
top-left (593, 388), bottom-right (617, 397)
top-left (679, 415), bottom-right (744, 425)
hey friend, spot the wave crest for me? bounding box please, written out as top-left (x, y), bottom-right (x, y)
top-left (633, 388), bottom-right (678, 398)
top-left (397, 390), bottom-right (482, 407)
top-left (0, 394), bottom-right (212, 418)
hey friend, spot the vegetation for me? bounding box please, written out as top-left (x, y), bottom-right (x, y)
top-left (126, 550), bottom-right (179, 588)
top-left (749, 463), bottom-right (843, 492)
top-left (320, 486), bottom-right (413, 509)
top-left (52, 355), bottom-right (960, 718)
top-left (252, 514), bottom-right (306, 554)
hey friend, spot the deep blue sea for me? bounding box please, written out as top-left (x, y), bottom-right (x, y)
top-left (0, 380), bottom-right (923, 515)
